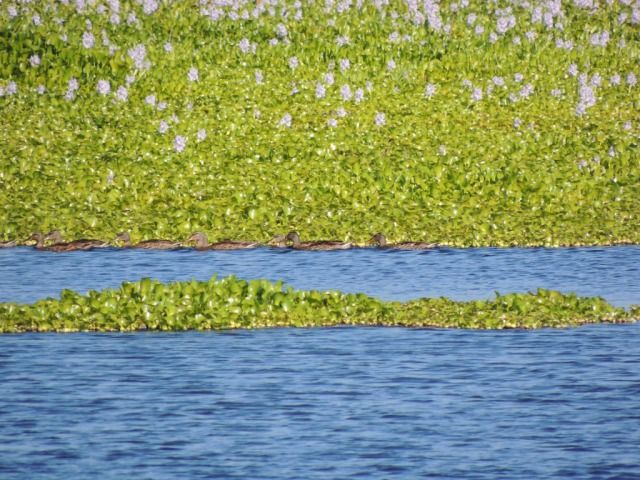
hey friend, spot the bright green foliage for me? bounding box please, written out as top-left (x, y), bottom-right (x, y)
top-left (1, 2), bottom-right (639, 246)
top-left (0, 276), bottom-right (636, 332)
top-left (394, 290), bottom-right (640, 329)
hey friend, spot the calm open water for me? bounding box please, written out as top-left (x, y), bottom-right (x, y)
top-left (1, 247), bottom-right (639, 479)
top-left (0, 246), bottom-right (639, 306)
top-left (1, 327), bottom-right (640, 479)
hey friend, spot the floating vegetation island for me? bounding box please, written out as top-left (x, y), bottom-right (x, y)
top-left (1, 1), bottom-right (639, 246)
top-left (0, 276), bottom-right (637, 332)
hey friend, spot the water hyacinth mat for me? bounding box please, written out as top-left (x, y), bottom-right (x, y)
top-left (0, 2), bottom-right (639, 247)
top-left (0, 276), bottom-right (638, 333)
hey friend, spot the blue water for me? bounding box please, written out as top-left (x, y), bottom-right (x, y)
top-left (1, 326), bottom-right (640, 479)
top-left (1, 246), bottom-right (639, 306)
top-left (2, 247), bottom-right (639, 478)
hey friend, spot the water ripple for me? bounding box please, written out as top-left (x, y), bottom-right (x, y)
top-left (1, 326), bottom-right (640, 479)
top-left (0, 246), bottom-right (639, 306)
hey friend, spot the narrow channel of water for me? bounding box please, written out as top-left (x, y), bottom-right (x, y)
top-left (0, 246), bottom-right (638, 306)
top-left (1, 326), bottom-right (639, 479)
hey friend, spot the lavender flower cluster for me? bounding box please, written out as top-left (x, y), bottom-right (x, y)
top-left (0, 0), bottom-right (637, 157)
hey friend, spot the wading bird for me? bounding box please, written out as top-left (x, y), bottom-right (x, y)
top-left (284, 231), bottom-right (351, 251)
top-left (115, 232), bottom-right (181, 250)
top-left (186, 232), bottom-right (260, 250)
top-left (369, 233), bottom-right (437, 250)
top-left (27, 231), bottom-right (107, 251)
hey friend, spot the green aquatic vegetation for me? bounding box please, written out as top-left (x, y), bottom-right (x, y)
top-left (0, 276), bottom-right (636, 333)
top-left (1, 2), bottom-right (639, 246)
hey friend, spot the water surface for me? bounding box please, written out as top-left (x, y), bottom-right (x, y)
top-left (1, 326), bottom-right (639, 479)
top-left (1, 246), bottom-right (639, 306)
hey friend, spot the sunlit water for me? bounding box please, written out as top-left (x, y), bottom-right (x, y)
top-left (1, 246), bottom-right (639, 306)
top-left (2, 247), bottom-right (639, 479)
top-left (1, 326), bottom-right (639, 479)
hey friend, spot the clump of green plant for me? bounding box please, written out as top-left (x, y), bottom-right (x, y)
top-left (393, 290), bottom-right (639, 329)
top-left (1, 1), bottom-right (639, 246)
top-left (0, 276), bottom-right (636, 333)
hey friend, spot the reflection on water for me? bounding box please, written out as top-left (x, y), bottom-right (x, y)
top-left (0, 246), bottom-right (638, 306)
top-left (1, 325), bottom-right (639, 479)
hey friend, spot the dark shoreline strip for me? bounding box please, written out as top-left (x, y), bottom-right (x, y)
top-left (3, 239), bottom-right (640, 250)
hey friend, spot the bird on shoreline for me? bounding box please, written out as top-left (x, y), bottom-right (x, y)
top-left (284, 231), bottom-right (351, 250)
top-left (27, 232), bottom-right (47, 249)
top-left (186, 232), bottom-right (260, 250)
top-left (115, 232), bottom-right (181, 250)
top-left (45, 230), bottom-right (108, 250)
top-left (26, 231), bottom-right (107, 252)
top-left (267, 234), bottom-right (288, 248)
top-left (369, 233), bottom-right (437, 250)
